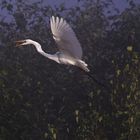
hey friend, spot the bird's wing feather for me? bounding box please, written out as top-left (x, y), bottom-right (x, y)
top-left (50, 16), bottom-right (82, 59)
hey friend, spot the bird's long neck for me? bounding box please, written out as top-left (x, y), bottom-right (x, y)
top-left (30, 40), bottom-right (60, 63)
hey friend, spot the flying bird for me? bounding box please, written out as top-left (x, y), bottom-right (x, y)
top-left (15, 16), bottom-right (110, 89)
top-left (16, 16), bottom-right (89, 72)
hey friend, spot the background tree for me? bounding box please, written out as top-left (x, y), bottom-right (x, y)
top-left (0, 0), bottom-right (140, 140)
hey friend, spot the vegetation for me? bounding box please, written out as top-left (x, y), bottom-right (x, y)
top-left (0, 0), bottom-right (140, 139)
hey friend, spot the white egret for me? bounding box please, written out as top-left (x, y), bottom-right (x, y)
top-left (15, 16), bottom-right (109, 89)
top-left (16, 16), bottom-right (89, 72)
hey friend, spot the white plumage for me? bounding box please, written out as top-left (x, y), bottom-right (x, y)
top-left (16, 16), bottom-right (89, 72)
top-left (50, 16), bottom-right (82, 59)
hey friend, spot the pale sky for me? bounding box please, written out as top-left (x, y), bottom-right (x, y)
top-left (0, 0), bottom-right (140, 22)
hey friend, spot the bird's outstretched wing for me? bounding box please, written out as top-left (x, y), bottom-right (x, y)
top-left (50, 16), bottom-right (83, 59)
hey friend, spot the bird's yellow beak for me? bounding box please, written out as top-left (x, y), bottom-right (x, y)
top-left (15, 40), bottom-right (26, 47)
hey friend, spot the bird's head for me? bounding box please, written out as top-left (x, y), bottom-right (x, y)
top-left (15, 39), bottom-right (33, 47)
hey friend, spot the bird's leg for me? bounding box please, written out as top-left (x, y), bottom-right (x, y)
top-left (81, 70), bottom-right (111, 92)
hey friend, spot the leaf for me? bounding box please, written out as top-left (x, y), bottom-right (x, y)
top-left (44, 132), bottom-right (48, 139)
top-left (127, 46), bottom-right (133, 52)
top-left (98, 116), bottom-right (103, 122)
top-left (130, 116), bottom-right (134, 123)
top-left (117, 69), bottom-right (121, 76)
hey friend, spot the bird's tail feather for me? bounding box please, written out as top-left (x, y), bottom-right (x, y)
top-left (77, 60), bottom-right (90, 72)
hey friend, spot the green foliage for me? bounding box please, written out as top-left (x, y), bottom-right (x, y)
top-left (0, 0), bottom-right (140, 140)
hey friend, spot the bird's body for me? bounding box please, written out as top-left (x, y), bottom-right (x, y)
top-left (16, 16), bottom-right (89, 72)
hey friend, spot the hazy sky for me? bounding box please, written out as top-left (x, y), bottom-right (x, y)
top-left (43, 0), bottom-right (140, 10)
top-left (0, 0), bottom-right (140, 22)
